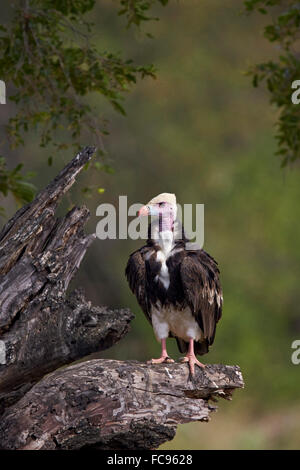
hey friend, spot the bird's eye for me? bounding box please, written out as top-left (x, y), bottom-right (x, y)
top-left (159, 202), bottom-right (165, 207)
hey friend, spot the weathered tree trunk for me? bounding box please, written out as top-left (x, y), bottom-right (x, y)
top-left (0, 147), bottom-right (244, 450)
top-left (0, 147), bottom-right (133, 414)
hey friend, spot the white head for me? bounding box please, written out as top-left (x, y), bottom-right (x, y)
top-left (138, 193), bottom-right (177, 232)
top-left (147, 192), bottom-right (176, 207)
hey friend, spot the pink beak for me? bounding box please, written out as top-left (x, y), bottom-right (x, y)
top-left (138, 205), bottom-right (149, 217)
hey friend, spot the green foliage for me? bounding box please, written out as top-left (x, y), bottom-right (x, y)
top-left (119, 0), bottom-right (169, 27)
top-left (0, 157), bottom-right (35, 211)
top-left (245, 0), bottom-right (300, 166)
top-left (0, 0), bottom-right (168, 213)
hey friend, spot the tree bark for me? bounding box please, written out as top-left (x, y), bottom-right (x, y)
top-left (0, 359), bottom-right (244, 450)
top-left (0, 288), bottom-right (133, 414)
top-left (0, 147), bottom-right (134, 414)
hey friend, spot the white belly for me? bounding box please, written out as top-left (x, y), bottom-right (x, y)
top-left (151, 304), bottom-right (203, 342)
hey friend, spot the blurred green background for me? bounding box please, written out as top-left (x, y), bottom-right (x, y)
top-left (1, 0), bottom-right (300, 450)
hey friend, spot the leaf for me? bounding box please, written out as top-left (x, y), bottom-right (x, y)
top-left (11, 163), bottom-right (23, 175)
top-left (111, 100), bottom-right (126, 116)
top-left (12, 180), bottom-right (36, 203)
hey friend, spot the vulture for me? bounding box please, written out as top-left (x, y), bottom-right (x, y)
top-left (125, 193), bottom-right (223, 375)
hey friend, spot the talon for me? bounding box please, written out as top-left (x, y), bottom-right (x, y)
top-left (182, 354), bottom-right (205, 375)
top-left (164, 357), bottom-right (175, 363)
top-left (181, 339), bottom-right (206, 375)
top-left (147, 356), bottom-right (174, 364)
top-left (148, 339), bottom-right (174, 365)
top-left (180, 356), bottom-right (189, 363)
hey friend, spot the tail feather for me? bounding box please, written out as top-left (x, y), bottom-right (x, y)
top-left (176, 337), bottom-right (209, 356)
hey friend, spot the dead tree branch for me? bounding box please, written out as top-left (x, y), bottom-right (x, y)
top-left (0, 147), bottom-right (134, 413)
top-left (0, 359), bottom-right (244, 450)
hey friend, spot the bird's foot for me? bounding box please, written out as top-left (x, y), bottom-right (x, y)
top-left (180, 354), bottom-right (205, 375)
top-left (147, 356), bottom-right (174, 364)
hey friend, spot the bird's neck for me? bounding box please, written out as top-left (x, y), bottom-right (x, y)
top-left (148, 210), bottom-right (179, 254)
top-left (159, 213), bottom-right (174, 233)
top-left (157, 230), bottom-right (174, 257)
top-left (157, 214), bottom-right (175, 256)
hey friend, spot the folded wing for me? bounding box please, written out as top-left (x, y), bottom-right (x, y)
top-left (125, 248), bottom-right (151, 324)
top-left (180, 250), bottom-right (223, 349)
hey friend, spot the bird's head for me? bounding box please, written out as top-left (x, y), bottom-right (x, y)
top-left (138, 193), bottom-right (177, 220)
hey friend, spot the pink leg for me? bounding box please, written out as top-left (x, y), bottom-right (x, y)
top-left (181, 339), bottom-right (205, 375)
top-left (147, 338), bottom-right (174, 364)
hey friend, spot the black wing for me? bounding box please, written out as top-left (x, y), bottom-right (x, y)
top-left (180, 249), bottom-right (223, 349)
top-left (125, 247), bottom-right (151, 324)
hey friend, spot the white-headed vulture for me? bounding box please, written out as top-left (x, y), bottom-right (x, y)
top-left (125, 193), bottom-right (223, 375)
